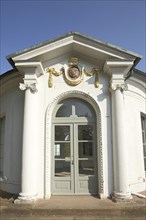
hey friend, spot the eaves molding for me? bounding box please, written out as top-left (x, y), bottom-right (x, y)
top-left (6, 32), bottom-right (142, 68)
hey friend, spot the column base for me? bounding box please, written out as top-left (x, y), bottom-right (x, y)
top-left (112, 191), bottom-right (132, 202)
top-left (14, 192), bottom-right (38, 204)
top-left (98, 193), bottom-right (107, 199)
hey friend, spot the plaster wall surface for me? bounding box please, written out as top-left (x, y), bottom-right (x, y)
top-left (0, 81), bottom-right (24, 193)
top-left (124, 78), bottom-right (146, 193)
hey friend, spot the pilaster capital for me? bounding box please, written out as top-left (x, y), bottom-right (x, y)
top-left (110, 82), bottom-right (128, 91)
top-left (19, 81), bottom-right (38, 93)
top-left (15, 61), bottom-right (44, 93)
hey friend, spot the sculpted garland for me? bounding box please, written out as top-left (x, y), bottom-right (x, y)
top-left (45, 58), bottom-right (101, 88)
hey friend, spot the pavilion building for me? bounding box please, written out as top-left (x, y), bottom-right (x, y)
top-left (0, 32), bottom-right (145, 202)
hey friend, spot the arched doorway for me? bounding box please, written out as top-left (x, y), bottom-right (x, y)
top-left (51, 98), bottom-right (97, 195)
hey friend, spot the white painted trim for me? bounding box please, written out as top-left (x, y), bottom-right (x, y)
top-left (45, 90), bottom-right (104, 198)
top-left (13, 36), bottom-right (74, 61)
top-left (73, 41), bottom-right (126, 60)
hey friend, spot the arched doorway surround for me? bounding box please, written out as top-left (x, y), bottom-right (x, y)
top-left (45, 91), bottom-right (103, 198)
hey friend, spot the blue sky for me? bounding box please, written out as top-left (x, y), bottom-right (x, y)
top-left (0, 0), bottom-right (145, 74)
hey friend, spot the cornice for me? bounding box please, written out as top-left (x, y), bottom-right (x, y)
top-left (5, 32), bottom-right (141, 75)
top-left (15, 61), bottom-right (45, 77)
top-left (7, 32), bottom-right (142, 61)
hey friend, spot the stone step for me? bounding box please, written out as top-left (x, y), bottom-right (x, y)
top-left (1, 206), bottom-right (145, 219)
top-left (0, 216), bottom-right (145, 220)
top-left (1, 194), bottom-right (145, 220)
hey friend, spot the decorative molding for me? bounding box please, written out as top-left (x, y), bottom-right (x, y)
top-left (15, 61), bottom-right (44, 77)
top-left (97, 109), bottom-right (104, 194)
top-left (45, 58), bottom-right (101, 88)
top-left (45, 90), bottom-right (104, 197)
top-left (83, 67), bottom-right (100, 88)
top-left (19, 82), bottom-right (38, 93)
top-left (62, 66), bottom-right (84, 86)
top-left (104, 60), bottom-right (133, 93)
top-left (110, 83), bottom-right (128, 91)
top-left (45, 67), bottom-right (63, 88)
top-left (45, 67), bottom-right (62, 77)
top-left (68, 57), bottom-right (79, 65)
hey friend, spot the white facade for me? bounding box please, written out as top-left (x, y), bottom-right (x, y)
top-left (0, 32), bottom-right (145, 202)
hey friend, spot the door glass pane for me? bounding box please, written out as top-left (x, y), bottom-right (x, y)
top-left (55, 160), bottom-right (71, 177)
top-left (55, 98), bottom-right (95, 119)
top-left (54, 143), bottom-right (70, 159)
top-left (56, 102), bottom-right (72, 117)
top-left (78, 142), bottom-right (93, 158)
top-left (78, 125), bottom-right (93, 140)
top-left (143, 144), bottom-right (146, 157)
top-left (55, 126), bottom-right (70, 141)
top-left (75, 101), bottom-right (93, 118)
top-left (79, 160), bottom-right (94, 176)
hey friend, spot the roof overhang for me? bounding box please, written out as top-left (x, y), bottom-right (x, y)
top-left (7, 32), bottom-right (142, 71)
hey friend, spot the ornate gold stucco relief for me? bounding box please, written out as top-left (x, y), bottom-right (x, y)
top-left (45, 58), bottom-right (101, 88)
top-left (83, 67), bottom-right (101, 88)
top-left (45, 67), bottom-right (63, 88)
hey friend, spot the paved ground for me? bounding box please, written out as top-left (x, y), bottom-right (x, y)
top-left (0, 191), bottom-right (146, 220)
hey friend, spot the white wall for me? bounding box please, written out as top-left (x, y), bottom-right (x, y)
top-left (124, 77), bottom-right (146, 193)
top-left (0, 74), bottom-right (24, 194)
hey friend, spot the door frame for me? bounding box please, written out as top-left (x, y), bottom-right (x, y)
top-left (51, 122), bottom-right (97, 195)
top-left (45, 90), bottom-right (103, 199)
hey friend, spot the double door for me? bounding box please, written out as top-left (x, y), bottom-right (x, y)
top-left (52, 123), bottom-right (97, 195)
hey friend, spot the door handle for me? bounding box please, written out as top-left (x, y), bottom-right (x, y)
top-left (71, 160), bottom-right (74, 165)
top-left (65, 157), bottom-right (70, 162)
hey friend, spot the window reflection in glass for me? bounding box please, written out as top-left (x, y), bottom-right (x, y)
top-left (55, 126), bottom-right (70, 141)
top-left (78, 125), bottom-right (93, 140)
top-left (54, 143), bottom-right (70, 159)
top-left (55, 161), bottom-right (71, 177)
top-left (56, 102), bottom-right (72, 117)
top-left (75, 101), bottom-right (93, 117)
top-left (55, 98), bottom-right (95, 119)
top-left (78, 142), bottom-right (93, 158)
top-left (79, 160), bottom-right (94, 176)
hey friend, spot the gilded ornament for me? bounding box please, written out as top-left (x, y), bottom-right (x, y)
top-left (84, 67), bottom-right (100, 88)
top-left (68, 66), bottom-right (80, 79)
top-left (83, 68), bottom-right (95, 76)
top-left (45, 67), bottom-right (62, 88)
top-left (63, 58), bottom-right (84, 86)
top-left (95, 72), bottom-right (99, 88)
top-left (64, 74), bottom-right (84, 86)
top-left (94, 67), bottom-right (100, 88)
top-left (46, 67), bottom-right (62, 76)
top-left (45, 61), bottom-right (101, 88)
top-left (48, 72), bottom-right (53, 88)
top-left (68, 57), bottom-right (79, 65)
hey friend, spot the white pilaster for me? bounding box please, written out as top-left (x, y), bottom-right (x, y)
top-left (14, 62), bottom-right (44, 203)
top-left (104, 60), bottom-right (133, 200)
top-left (19, 82), bottom-right (38, 202)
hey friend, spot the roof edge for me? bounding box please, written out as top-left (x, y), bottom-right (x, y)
top-left (0, 69), bottom-right (16, 80)
top-left (6, 31), bottom-right (143, 61)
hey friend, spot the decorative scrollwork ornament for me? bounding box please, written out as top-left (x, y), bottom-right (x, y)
top-left (45, 67), bottom-right (63, 87)
top-left (45, 59), bottom-right (101, 88)
top-left (83, 67), bottom-right (101, 88)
